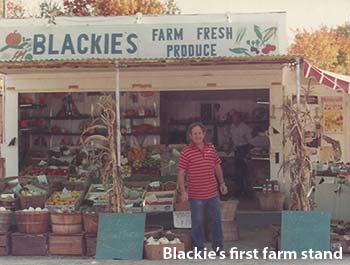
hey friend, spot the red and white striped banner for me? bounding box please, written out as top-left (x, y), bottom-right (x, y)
top-left (303, 61), bottom-right (350, 94)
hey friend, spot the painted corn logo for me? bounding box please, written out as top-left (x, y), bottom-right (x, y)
top-left (229, 25), bottom-right (277, 56)
top-left (0, 31), bottom-right (33, 61)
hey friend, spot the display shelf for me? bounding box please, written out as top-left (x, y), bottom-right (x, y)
top-left (122, 132), bottom-right (160, 136)
top-left (123, 115), bottom-right (157, 119)
top-left (19, 114), bottom-right (96, 121)
top-left (20, 130), bottom-right (107, 136)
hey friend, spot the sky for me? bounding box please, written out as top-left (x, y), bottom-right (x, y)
top-left (9, 0), bottom-right (350, 44)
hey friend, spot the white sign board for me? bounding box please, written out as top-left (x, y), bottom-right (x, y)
top-left (0, 13), bottom-right (286, 62)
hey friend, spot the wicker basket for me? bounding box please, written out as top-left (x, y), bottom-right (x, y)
top-left (15, 210), bottom-right (50, 234)
top-left (256, 192), bottom-right (285, 211)
top-left (220, 200), bottom-right (239, 221)
top-left (19, 194), bottom-right (47, 209)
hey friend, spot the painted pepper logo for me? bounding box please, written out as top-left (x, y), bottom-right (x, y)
top-left (0, 30), bottom-right (33, 61)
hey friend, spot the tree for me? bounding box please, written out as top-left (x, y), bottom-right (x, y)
top-left (0, 0), bottom-right (3, 17)
top-left (164, 0), bottom-right (181, 15)
top-left (63, 0), bottom-right (165, 16)
top-left (6, 0), bottom-right (25, 18)
top-left (289, 25), bottom-right (350, 75)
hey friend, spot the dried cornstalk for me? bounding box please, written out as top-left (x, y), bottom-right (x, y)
top-left (281, 84), bottom-right (317, 211)
top-left (80, 95), bottom-right (125, 213)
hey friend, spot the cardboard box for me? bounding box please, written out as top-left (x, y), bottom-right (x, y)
top-left (144, 243), bottom-right (185, 260)
top-left (173, 211), bottom-right (191, 229)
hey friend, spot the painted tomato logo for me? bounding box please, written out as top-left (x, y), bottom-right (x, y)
top-left (6, 31), bottom-right (22, 46)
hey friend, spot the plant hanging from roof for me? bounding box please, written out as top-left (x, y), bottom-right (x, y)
top-left (80, 95), bottom-right (125, 213)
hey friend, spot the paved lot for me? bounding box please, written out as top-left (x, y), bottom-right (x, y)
top-left (0, 256), bottom-right (349, 265)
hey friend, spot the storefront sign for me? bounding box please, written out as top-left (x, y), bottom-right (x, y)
top-left (0, 13), bottom-right (286, 61)
top-left (321, 97), bottom-right (344, 133)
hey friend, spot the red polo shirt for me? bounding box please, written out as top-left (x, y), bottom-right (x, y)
top-left (178, 142), bottom-right (221, 199)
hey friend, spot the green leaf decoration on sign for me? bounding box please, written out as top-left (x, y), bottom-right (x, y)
top-left (262, 27), bottom-right (277, 44)
top-left (229, 48), bottom-right (251, 56)
top-left (254, 25), bottom-right (263, 41)
top-left (235, 28), bottom-right (247, 43)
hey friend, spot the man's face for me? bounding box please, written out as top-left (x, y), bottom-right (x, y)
top-left (190, 126), bottom-right (206, 145)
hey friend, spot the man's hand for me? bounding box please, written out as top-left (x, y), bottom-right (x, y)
top-left (179, 190), bottom-right (189, 202)
top-left (219, 183), bottom-right (228, 195)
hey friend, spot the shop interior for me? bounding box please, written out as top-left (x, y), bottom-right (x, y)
top-left (18, 89), bottom-right (270, 208)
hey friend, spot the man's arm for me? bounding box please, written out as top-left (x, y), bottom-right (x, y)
top-left (215, 164), bottom-right (225, 184)
top-left (215, 164), bottom-right (228, 195)
top-left (177, 168), bottom-right (188, 201)
top-left (177, 168), bottom-right (186, 192)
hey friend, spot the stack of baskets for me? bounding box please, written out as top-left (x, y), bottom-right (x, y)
top-left (207, 200), bottom-right (239, 242)
top-left (220, 200), bottom-right (239, 241)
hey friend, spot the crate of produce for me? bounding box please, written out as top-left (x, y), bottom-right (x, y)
top-left (19, 184), bottom-right (48, 209)
top-left (0, 197), bottom-right (19, 211)
top-left (85, 184), bottom-right (111, 206)
top-left (49, 233), bottom-right (85, 256)
top-left (144, 241), bottom-right (184, 260)
top-left (85, 233), bottom-right (97, 256)
top-left (143, 190), bottom-right (176, 212)
top-left (124, 182), bottom-right (147, 213)
top-left (11, 232), bottom-right (48, 256)
top-left (164, 229), bottom-right (193, 252)
top-left (45, 190), bottom-right (83, 211)
top-left (0, 232), bottom-right (10, 256)
top-left (63, 176), bottom-right (90, 191)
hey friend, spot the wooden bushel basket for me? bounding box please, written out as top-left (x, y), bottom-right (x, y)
top-left (50, 212), bottom-right (82, 235)
top-left (0, 211), bottom-right (13, 233)
top-left (15, 210), bottom-right (50, 234)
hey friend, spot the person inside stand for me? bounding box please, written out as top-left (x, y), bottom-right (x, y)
top-left (230, 112), bottom-right (253, 197)
top-left (177, 122), bottom-right (228, 256)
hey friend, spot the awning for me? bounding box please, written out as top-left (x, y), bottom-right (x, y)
top-left (303, 61), bottom-right (350, 93)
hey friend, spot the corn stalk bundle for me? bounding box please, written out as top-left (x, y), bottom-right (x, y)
top-left (282, 86), bottom-right (316, 211)
top-left (80, 95), bottom-right (125, 213)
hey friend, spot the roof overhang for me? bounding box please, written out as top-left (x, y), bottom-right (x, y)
top-left (0, 56), bottom-right (296, 74)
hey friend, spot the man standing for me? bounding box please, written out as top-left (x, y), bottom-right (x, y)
top-left (177, 122), bottom-right (228, 254)
top-left (230, 112), bottom-right (253, 197)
